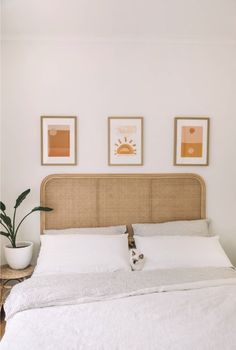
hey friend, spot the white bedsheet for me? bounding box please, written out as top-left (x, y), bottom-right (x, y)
top-left (1, 268), bottom-right (236, 350)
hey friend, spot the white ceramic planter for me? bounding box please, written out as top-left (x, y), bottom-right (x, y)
top-left (4, 241), bottom-right (33, 270)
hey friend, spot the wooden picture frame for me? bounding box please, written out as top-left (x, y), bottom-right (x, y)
top-left (108, 117), bottom-right (143, 166)
top-left (174, 116), bottom-right (210, 166)
top-left (41, 116), bottom-right (77, 165)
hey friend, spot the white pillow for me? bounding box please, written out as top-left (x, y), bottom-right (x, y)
top-left (44, 225), bottom-right (126, 235)
top-left (134, 235), bottom-right (232, 270)
top-left (132, 219), bottom-right (210, 236)
top-left (34, 234), bottom-right (130, 275)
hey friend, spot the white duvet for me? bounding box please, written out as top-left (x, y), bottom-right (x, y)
top-left (1, 268), bottom-right (236, 350)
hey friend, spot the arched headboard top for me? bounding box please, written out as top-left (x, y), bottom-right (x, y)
top-left (40, 173), bottom-right (206, 233)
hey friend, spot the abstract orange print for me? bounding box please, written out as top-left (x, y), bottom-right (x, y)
top-left (181, 126), bottom-right (203, 157)
top-left (48, 125), bottom-right (70, 157)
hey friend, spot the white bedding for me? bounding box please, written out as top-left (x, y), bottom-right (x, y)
top-left (1, 268), bottom-right (236, 350)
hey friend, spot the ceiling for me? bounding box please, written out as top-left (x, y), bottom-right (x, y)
top-left (2, 0), bottom-right (236, 41)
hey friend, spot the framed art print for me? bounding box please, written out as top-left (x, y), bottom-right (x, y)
top-left (174, 117), bottom-right (210, 166)
top-left (41, 116), bottom-right (77, 165)
top-left (108, 117), bottom-right (143, 166)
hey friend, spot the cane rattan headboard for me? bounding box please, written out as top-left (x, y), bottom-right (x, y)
top-left (40, 173), bottom-right (206, 233)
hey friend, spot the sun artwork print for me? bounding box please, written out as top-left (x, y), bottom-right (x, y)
top-left (113, 126), bottom-right (137, 156)
top-left (109, 117), bottom-right (143, 165)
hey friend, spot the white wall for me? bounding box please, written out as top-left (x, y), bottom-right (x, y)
top-left (1, 38), bottom-right (236, 264)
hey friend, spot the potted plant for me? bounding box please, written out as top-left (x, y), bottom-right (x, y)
top-left (0, 189), bottom-right (53, 269)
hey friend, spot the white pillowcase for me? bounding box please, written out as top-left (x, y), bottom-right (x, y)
top-left (132, 219), bottom-right (210, 236)
top-left (34, 234), bottom-right (130, 275)
top-left (134, 235), bottom-right (232, 270)
top-left (44, 225), bottom-right (126, 235)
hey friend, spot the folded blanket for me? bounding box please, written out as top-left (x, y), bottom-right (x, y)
top-left (5, 267), bottom-right (236, 320)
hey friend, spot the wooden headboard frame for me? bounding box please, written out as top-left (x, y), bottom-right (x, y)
top-left (40, 173), bottom-right (206, 235)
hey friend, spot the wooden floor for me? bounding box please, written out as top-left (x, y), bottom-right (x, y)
top-left (1, 285), bottom-right (8, 339)
top-left (0, 321), bottom-right (6, 339)
top-left (0, 308), bottom-right (6, 339)
top-left (0, 319), bottom-right (6, 339)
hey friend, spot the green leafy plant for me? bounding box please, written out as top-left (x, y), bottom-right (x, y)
top-left (0, 189), bottom-right (53, 248)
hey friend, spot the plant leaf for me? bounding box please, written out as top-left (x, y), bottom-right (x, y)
top-left (31, 206), bottom-right (53, 213)
top-left (14, 189), bottom-right (31, 209)
top-left (0, 213), bottom-right (12, 228)
top-left (0, 201), bottom-right (6, 212)
top-left (0, 231), bottom-right (10, 237)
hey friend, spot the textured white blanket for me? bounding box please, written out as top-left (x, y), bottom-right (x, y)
top-left (1, 268), bottom-right (236, 350)
top-left (4, 267), bottom-right (236, 320)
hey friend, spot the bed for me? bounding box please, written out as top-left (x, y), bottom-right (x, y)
top-left (1, 173), bottom-right (236, 350)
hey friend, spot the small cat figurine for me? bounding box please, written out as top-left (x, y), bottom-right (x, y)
top-left (130, 249), bottom-right (145, 271)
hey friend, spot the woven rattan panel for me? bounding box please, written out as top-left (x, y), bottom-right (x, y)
top-left (40, 174), bottom-right (206, 233)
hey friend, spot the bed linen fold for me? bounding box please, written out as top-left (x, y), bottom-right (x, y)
top-left (5, 267), bottom-right (236, 320)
